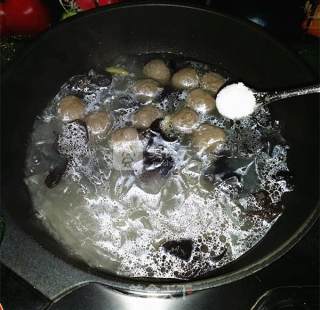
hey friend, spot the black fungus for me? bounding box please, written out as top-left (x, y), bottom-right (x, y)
top-left (162, 239), bottom-right (193, 261)
top-left (246, 190), bottom-right (284, 222)
top-left (66, 75), bottom-right (88, 91)
top-left (143, 146), bottom-right (174, 177)
top-left (45, 158), bottom-right (69, 188)
top-left (168, 58), bottom-right (191, 72)
top-left (88, 70), bottom-right (112, 87)
top-left (210, 247), bottom-right (227, 262)
top-left (143, 149), bottom-right (163, 170)
top-left (66, 75), bottom-right (97, 96)
top-left (158, 156), bottom-right (174, 177)
top-left (140, 119), bottom-right (176, 177)
top-left (253, 190), bottom-right (272, 207)
top-left (118, 95), bottom-right (138, 108)
top-left (149, 118), bottom-right (163, 135)
top-left (156, 86), bottom-right (181, 104)
top-left (156, 86), bottom-right (171, 102)
top-left (261, 131), bottom-right (287, 156)
top-left (246, 205), bottom-right (283, 222)
top-left (64, 70), bottom-right (112, 97)
top-left (274, 170), bottom-right (293, 187)
top-left (203, 157), bottom-right (241, 184)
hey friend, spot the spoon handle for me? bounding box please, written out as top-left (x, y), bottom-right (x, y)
top-left (265, 84), bottom-right (320, 103)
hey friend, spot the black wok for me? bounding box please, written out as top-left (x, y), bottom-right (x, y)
top-left (1, 1), bottom-right (319, 297)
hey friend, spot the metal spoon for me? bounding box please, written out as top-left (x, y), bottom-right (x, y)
top-left (216, 83), bottom-right (320, 120)
top-left (254, 84), bottom-right (320, 107)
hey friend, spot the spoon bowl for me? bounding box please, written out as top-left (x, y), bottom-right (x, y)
top-left (216, 83), bottom-right (320, 120)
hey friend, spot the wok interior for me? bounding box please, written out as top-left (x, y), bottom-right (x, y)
top-left (2, 4), bottom-right (319, 283)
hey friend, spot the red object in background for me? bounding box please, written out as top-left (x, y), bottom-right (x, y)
top-left (0, 0), bottom-right (51, 36)
top-left (74, 0), bottom-right (96, 10)
top-left (302, 0), bottom-right (320, 37)
top-left (75, 0), bottom-right (120, 11)
top-left (98, 0), bottom-right (120, 5)
top-left (0, 4), bottom-right (8, 35)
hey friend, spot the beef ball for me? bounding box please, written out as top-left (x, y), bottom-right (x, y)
top-left (57, 95), bottom-right (85, 122)
top-left (132, 79), bottom-right (163, 102)
top-left (143, 59), bottom-right (171, 84)
top-left (170, 107), bottom-right (199, 134)
top-left (200, 72), bottom-right (225, 94)
top-left (85, 111), bottom-right (112, 136)
top-left (111, 127), bottom-right (140, 146)
top-left (111, 127), bottom-right (143, 170)
top-left (186, 89), bottom-right (216, 114)
top-left (191, 124), bottom-right (226, 153)
top-left (171, 68), bottom-right (199, 90)
top-left (132, 105), bottom-right (163, 129)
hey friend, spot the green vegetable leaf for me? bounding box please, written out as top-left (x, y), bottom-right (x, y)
top-left (61, 10), bottom-right (78, 20)
top-left (106, 66), bottom-right (129, 76)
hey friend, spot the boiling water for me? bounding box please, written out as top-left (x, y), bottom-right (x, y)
top-left (25, 55), bottom-right (293, 279)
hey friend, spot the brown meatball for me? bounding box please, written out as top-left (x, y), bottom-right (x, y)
top-left (186, 89), bottom-right (216, 114)
top-left (111, 127), bottom-right (143, 170)
top-left (57, 95), bottom-right (85, 122)
top-left (191, 124), bottom-right (226, 153)
top-left (143, 59), bottom-right (171, 84)
top-left (132, 79), bottom-right (162, 102)
top-left (170, 107), bottom-right (199, 134)
top-left (132, 105), bottom-right (163, 129)
top-left (111, 127), bottom-right (140, 146)
top-left (200, 72), bottom-right (225, 94)
top-left (85, 111), bottom-right (112, 136)
top-left (171, 68), bottom-right (199, 90)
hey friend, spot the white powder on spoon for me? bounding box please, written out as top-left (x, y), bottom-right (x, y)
top-left (216, 82), bottom-right (257, 119)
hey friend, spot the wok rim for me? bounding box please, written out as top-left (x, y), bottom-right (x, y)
top-left (2, 1), bottom-right (319, 295)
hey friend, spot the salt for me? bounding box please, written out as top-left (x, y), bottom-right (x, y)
top-left (216, 82), bottom-right (256, 120)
